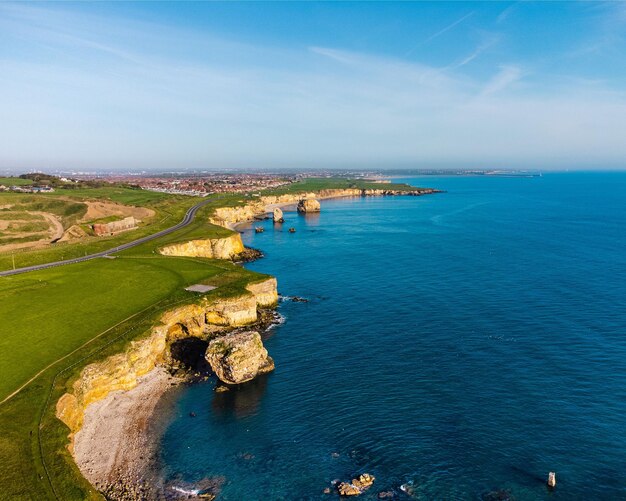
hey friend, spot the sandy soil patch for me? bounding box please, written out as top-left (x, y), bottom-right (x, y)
top-left (0, 211), bottom-right (64, 252)
top-left (80, 201), bottom-right (155, 223)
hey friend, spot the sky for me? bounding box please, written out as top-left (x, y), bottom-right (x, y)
top-left (1, 1), bottom-right (626, 172)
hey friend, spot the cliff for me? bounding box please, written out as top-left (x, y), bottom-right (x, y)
top-left (56, 277), bottom-right (278, 445)
top-left (158, 233), bottom-right (245, 260)
top-left (210, 187), bottom-right (438, 227)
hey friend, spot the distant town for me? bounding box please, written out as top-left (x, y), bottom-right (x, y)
top-left (0, 169), bottom-right (541, 197)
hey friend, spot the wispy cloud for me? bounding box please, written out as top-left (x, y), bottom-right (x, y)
top-left (497, 3), bottom-right (518, 24)
top-left (1, 4), bottom-right (626, 170)
top-left (450, 35), bottom-right (500, 68)
top-left (480, 65), bottom-right (523, 95)
top-left (406, 11), bottom-right (474, 56)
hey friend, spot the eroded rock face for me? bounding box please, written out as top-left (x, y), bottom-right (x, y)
top-left (245, 278), bottom-right (278, 307)
top-left (297, 198), bottom-right (321, 213)
top-left (205, 331), bottom-right (274, 384)
top-left (159, 233), bottom-right (245, 260)
top-left (55, 278), bottom-right (278, 443)
top-left (273, 207), bottom-right (284, 223)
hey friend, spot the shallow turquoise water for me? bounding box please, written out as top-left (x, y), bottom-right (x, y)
top-left (160, 173), bottom-right (626, 500)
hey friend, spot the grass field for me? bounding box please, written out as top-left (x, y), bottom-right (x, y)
top-left (0, 177), bottom-right (33, 186)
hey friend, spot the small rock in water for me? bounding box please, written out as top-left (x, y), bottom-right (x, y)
top-left (337, 474), bottom-right (375, 496)
top-left (337, 482), bottom-right (362, 496)
top-left (378, 491), bottom-right (395, 499)
top-left (215, 385), bottom-right (229, 393)
top-left (400, 481), bottom-right (417, 497)
top-left (331, 452), bottom-right (340, 458)
top-left (189, 412), bottom-right (196, 417)
top-left (323, 487), bottom-right (331, 494)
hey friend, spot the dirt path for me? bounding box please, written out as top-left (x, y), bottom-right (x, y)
top-left (39, 212), bottom-right (64, 241)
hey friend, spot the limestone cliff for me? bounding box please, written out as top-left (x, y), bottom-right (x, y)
top-left (56, 277), bottom-right (278, 444)
top-left (210, 187), bottom-right (438, 227)
top-left (158, 233), bottom-right (245, 260)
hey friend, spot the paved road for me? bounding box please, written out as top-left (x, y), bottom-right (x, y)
top-left (0, 197), bottom-right (215, 277)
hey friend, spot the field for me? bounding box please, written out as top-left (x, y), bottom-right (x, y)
top-left (0, 177), bottom-right (33, 186)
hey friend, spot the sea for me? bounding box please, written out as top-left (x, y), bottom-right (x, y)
top-left (160, 173), bottom-right (626, 500)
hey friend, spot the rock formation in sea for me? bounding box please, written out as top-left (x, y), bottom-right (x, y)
top-left (297, 198), bottom-right (321, 213)
top-left (273, 207), bottom-right (284, 223)
top-left (337, 474), bottom-right (375, 496)
top-left (205, 330), bottom-right (275, 384)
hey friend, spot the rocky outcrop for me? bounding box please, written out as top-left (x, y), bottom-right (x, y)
top-left (159, 233), bottom-right (245, 260)
top-left (337, 474), bottom-right (375, 497)
top-left (205, 331), bottom-right (274, 384)
top-left (297, 198), bottom-right (321, 213)
top-left (246, 278), bottom-right (278, 307)
top-left (273, 207), bottom-right (284, 223)
top-left (58, 224), bottom-right (88, 242)
top-left (92, 216), bottom-right (137, 236)
top-left (56, 277), bottom-right (278, 445)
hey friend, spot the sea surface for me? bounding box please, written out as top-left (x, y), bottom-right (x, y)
top-left (160, 173), bottom-right (626, 500)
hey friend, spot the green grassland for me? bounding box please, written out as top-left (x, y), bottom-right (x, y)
top-left (0, 177), bottom-right (34, 186)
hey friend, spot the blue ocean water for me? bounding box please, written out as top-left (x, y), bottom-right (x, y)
top-left (160, 173), bottom-right (626, 500)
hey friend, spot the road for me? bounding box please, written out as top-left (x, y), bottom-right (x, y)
top-left (0, 197), bottom-right (215, 277)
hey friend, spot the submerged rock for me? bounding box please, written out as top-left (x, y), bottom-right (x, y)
top-left (205, 331), bottom-right (274, 384)
top-left (297, 198), bottom-right (321, 213)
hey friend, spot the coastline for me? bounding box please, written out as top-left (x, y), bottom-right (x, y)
top-left (63, 188), bottom-right (439, 499)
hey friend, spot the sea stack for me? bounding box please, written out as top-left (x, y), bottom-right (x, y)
top-left (273, 207), bottom-right (284, 223)
top-left (547, 472), bottom-right (556, 488)
top-left (205, 331), bottom-right (275, 384)
top-left (297, 198), bottom-right (321, 213)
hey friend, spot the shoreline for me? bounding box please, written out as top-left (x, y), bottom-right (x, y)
top-left (67, 188), bottom-right (439, 499)
top-left (73, 367), bottom-right (182, 499)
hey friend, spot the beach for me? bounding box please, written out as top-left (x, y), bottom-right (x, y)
top-left (72, 368), bottom-right (180, 499)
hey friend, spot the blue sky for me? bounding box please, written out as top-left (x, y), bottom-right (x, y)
top-left (1, 1), bottom-right (626, 171)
